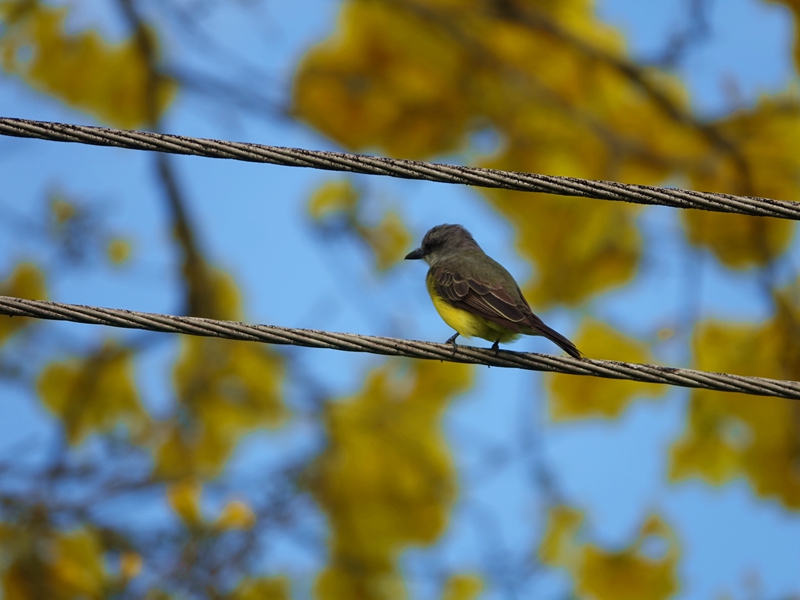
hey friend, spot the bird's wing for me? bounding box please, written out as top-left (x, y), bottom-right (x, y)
top-left (431, 265), bottom-right (583, 358)
top-left (431, 265), bottom-right (528, 332)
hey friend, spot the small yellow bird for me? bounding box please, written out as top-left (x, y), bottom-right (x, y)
top-left (405, 224), bottom-right (581, 358)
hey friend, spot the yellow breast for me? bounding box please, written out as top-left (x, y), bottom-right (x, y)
top-left (426, 273), bottom-right (520, 344)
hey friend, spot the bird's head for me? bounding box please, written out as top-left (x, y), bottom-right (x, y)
top-left (405, 224), bottom-right (480, 266)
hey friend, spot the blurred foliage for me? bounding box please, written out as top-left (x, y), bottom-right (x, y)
top-left (0, 0), bottom-right (175, 128)
top-left (157, 269), bottom-right (288, 479)
top-left (215, 499), bottom-right (258, 531)
top-left (157, 336), bottom-right (287, 479)
top-left (230, 576), bottom-right (292, 600)
top-left (1, 0), bottom-right (800, 598)
top-left (489, 191), bottom-right (641, 308)
top-left (47, 192), bottom-right (132, 265)
top-left (441, 575), bottom-right (483, 600)
top-left (294, 2), bottom-right (471, 159)
top-left (681, 98), bottom-right (800, 268)
top-left (309, 180), bottom-right (361, 218)
top-left (166, 478), bottom-right (204, 527)
top-left (107, 238), bottom-right (132, 265)
top-left (670, 286), bottom-right (800, 508)
top-left (548, 319), bottom-right (667, 420)
top-left (768, 0), bottom-right (800, 68)
top-left (167, 479), bottom-right (257, 531)
top-left (309, 179), bottom-right (413, 270)
top-left (540, 506), bottom-right (679, 600)
top-left (38, 340), bottom-right (148, 445)
top-left (50, 197), bottom-right (77, 224)
top-left (0, 522), bottom-right (119, 600)
top-left (0, 262), bottom-right (46, 346)
top-left (307, 359), bottom-right (473, 599)
top-left (294, 0), bottom-right (799, 304)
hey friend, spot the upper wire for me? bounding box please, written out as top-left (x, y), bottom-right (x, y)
top-left (1, 116), bottom-right (799, 219)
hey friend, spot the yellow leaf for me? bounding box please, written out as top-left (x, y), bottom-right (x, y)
top-left (0, 1), bottom-right (176, 128)
top-left (215, 500), bottom-right (256, 531)
top-left (359, 211), bottom-right (413, 271)
top-left (309, 179), bottom-right (360, 220)
top-left (50, 530), bottom-right (108, 599)
top-left (682, 212), bottom-right (793, 269)
top-left (308, 179), bottom-right (411, 271)
top-left (37, 340), bottom-right (148, 444)
top-left (442, 574), bottom-right (483, 600)
top-left (487, 191), bottom-right (642, 309)
top-left (156, 336), bottom-right (288, 479)
top-left (50, 196), bottom-right (76, 224)
top-left (670, 300), bottom-right (800, 508)
top-left (548, 319), bottom-right (667, 420)
top-left (293, 1), bottom-right (472, 158)
top-left (166, 479), bottom-right (203, 526)
top-left (538, 505), bottom-right (584, 567)
top-left (579, 542), bottom-right (677, 600)
top-left (152, 269), bottom-right (287, 477)
top-left (539, 507), bottom-right (679, 600)
top-left (683, 99), bottom-right (800, 269)
top-left (766, 0), bottom-right (800, 68)
top-left (669, 388), bottom-right (747, 486)
top-left (310, 359), bottom-right (473, 600)
top-left (0, 527), bottom-right (110, 600)
top-left (119, 552), bottom-right (143, 580)
top-left (0, 262), bottom-right (47, 345)
top-left (52, 532), bottom-right (105, 597)
top-left (107, 238), bottom-right (132, 265)
top-left (230, 576), bottom-right (291, 600)
top-left (200, 267), bottom-right (245, 322)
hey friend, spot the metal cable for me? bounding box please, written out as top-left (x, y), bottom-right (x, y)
top-left (1, 117), bottom-right (800, 219)
top-left (1, 296), bottom-right (797, 401)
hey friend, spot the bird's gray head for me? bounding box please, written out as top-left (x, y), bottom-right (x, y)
top-left (405, 224), bottom-right (481, 266)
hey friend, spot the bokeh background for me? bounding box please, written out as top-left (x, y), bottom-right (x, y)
top-left (0, 0), bottom-right (799, 598)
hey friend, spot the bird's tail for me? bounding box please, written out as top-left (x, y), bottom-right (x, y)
top-left (526, 322), bottom-right (582, 359)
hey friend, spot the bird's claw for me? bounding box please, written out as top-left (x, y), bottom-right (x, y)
top-left (445, 333), bottom-right (459, 356)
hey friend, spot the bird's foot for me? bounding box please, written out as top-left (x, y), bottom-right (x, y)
top-left (446, 333), bottom-right (459, 356)
top-left (491, 340), bottom-right (500, 355)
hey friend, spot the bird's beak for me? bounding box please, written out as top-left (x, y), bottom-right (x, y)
top-left (405, 248), bottom-right (425, 260)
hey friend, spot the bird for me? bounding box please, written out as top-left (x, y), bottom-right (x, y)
top-left (405, 224), bottom-right (581, 358)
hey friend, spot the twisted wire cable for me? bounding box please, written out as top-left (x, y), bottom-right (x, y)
top-left (1, 296), bottom-right (797, 401)
top-left (2, 117), bottom-right (799, 219)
